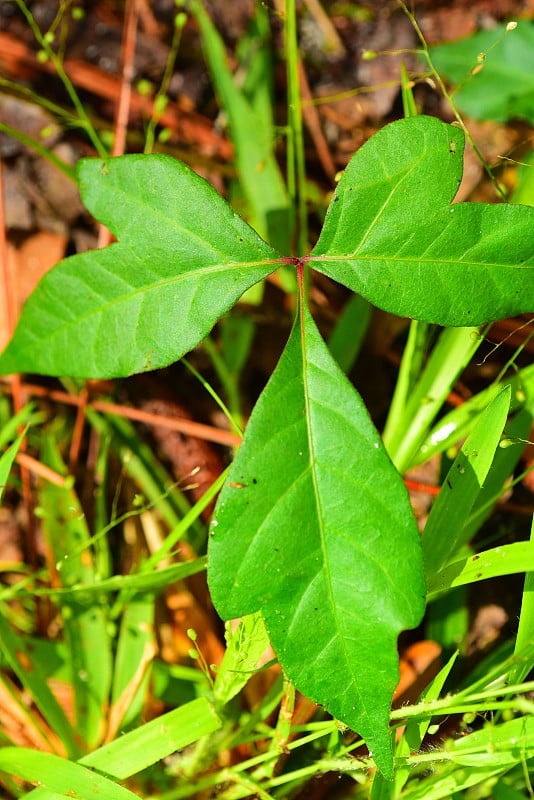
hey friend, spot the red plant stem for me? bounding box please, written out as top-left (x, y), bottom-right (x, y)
top-left (69, 383), bottom-right (89, 471)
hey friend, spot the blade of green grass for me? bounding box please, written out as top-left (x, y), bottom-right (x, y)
top-left (510, 513), bottom-right (534, 684)
top-left (0, 670), bottom-right (61, 750)
top-left (427, 541), bottom-right (534, 599)
top-left (493, 780), bottom-right (530, 800)
top-left (20, 698), bottom-right (221, 800)
top-left (370, 651), bottom-right (459, 800)
top-left (423, 386), bottom-right (511, 578)
top-left (461, 405), bottom-right (533, 541)
top-left (190, 0), bottom-right (292, 253)
top-left (5, 558), bottom-right (206, 601)
top-left (92, 428), bottom-right (112, 580)
top-left (0, 428), bottom-right (27, 503)
top-left (0, 404), bottom-right (40, 449)
top-left (382, 319), bottom-right (433, 445)
top-left (0, 123), bottom-right (77, 182)
top-left (0, 613), bottom-right (82, 758)
top-left (426, 584), bottom-right (469, 658)
top-left (0, 748), bottom-right (140, 800)
top-left (109, 592), bottom-right (155, 733)
top-left (39, 438), bottom-right (112, 749)
top-left (81, 697), bottom-right (221, 779)
top-left (414, 363), bottom-right (534, 466)
top-left (384, 326), bottom-right (484, 473)
top-left (395, 652), bottom-right (459, 784)
top-left (85, 408), bottom-right (206, 552)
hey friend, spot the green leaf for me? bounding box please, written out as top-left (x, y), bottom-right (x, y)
top-left (81, 697), bottom-right (220, 780)
top-left (19, 698), bottom-right (221, 800)
top-left (431, 21), bottom-right (534, 125)
top-left (422, 386), bottom-right (511, 578)
top-left (310, 115), bottom-right (534, 326)
top-left (213, 612), bottom-right (271, 707)
top-left (14, 558), bottom-right (206, 599)
top-left (109, 592), bottom-right (155, 732)
top-left (427, 541), bottom-right (534, 599)
top-left (208, 299), bottom-right (426, 778)
top-left (0, 748), bottom-right (140, 800)
top-left (0, 155), bottom-right (280, 378)
top-left (0, 428), bottom-right (26, 504)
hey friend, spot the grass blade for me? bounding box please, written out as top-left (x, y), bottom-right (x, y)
top-left (0, 614), bottom-right (81, 758)
top-left (423, 386), bottom-right (511, 578)
top-left (81, 697), bottom-right (221, 779)
top-left (39, 438), bottom-right (112, 749)
top-left (0, 748), bottom-right (140, 800)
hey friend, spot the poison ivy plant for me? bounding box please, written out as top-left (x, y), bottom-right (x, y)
top-left (208, 297), bottom-right (425, 770)
top-left (1, 115), bottom-right (534, 776)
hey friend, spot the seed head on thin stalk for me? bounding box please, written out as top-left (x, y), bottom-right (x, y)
top-left (397, 0), bottom-right (509, 202)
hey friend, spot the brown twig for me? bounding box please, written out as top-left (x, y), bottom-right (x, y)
top-left (0, 378), bottom-right (242, 448)
top-left (0, 155), bottom-right (38, 568)
top-left (68, 383), bottom-right (88, 471)
top-left (0, 31), bottom-right (232, 160)
top-left (91, 399), bottom-right (242, 447)
top-left (15, 452), bottom-right (67, 488)
top-left (299, 59), bottom-right (337, 181)
top-left (97, 0), bottom-right (139, 249)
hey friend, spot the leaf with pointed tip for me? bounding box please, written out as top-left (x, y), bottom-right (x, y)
top-left (208, 300), bottom-right (426, 778)
top-left (0, 155), bottom-right (280, 378)
top-left (310, 115), bottom-right (534, 326)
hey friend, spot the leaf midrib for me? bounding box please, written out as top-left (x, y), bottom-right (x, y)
top-left (311, 253), bottom-right (534, 269)
top-left (310, 387), bottom-right (417, 614)
top-left (299, 311), bottom-right (372, 725)
top-left (18, 256), bottom-right (280, 346)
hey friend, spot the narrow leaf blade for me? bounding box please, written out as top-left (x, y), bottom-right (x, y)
top-left (0, 429), bottom-right (26, 504)
top-left (0, 155), bottom-right (280, 378)
top-left (423, 386), bottom-right (511, 578)
top-left (0, 748), bottom-right (139, 800)
top-left (39, 439), bottom-right (112, 749)
top-left (81, 697), bottom-right (221, 780)
top-left (208, 301), bottom-right (426, 777)
top-left (0, 615), bottom-right (82, 759)
top-left (311, 116), bottom-right (534, 326)
top-left (191, 0), bottom-right (292, 252)
top-left (427, 541), bottom-right (534, 599)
